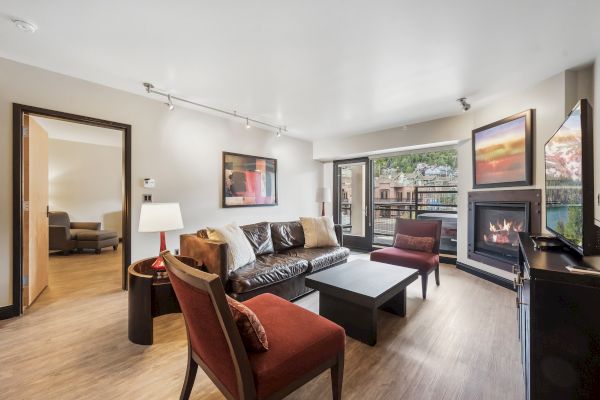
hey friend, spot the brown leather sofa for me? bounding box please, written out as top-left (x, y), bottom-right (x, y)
top-left (180, 221), bottom-right (350, 301)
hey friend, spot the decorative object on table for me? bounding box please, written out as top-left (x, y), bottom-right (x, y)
top-left (138, 202), bottom-right (184, 278)
top-left (206, 223), bottom-right (256, 272)
top-left (162, 251), bottom-right (345, 400)
top-left (370, 218), bottom-right (442, 299)
top-left (128, 255), bottom-right (197, 345)
top-left (472, 109), bottom-right (534, 188)
top-left (299, 216), bottom-right (339, 248)
top-left (316, 187), bottom-right (332, 216)
top-left (222, 152), bottom-right (277, 207)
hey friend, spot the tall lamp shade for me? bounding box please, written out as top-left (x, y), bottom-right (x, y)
top-left (316, 187), bottom-right (332, 216)
top-left (138, 203), bottom-right (183, 274)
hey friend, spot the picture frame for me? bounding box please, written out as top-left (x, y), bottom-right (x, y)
top-left (222, 151), bottom-right (278, 208)
top-left (472, 109), bottom-right (534, 189)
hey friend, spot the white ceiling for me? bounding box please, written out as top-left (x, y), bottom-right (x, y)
top-left (2, 1), bottom-right (600, 140)
top-left (32, 116), bottom-right (123, 147)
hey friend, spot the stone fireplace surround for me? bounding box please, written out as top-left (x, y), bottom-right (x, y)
top-left (468, 189), bottom-right (542, 272)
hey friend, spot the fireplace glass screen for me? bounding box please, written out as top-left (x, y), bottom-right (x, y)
top-left (474, 204), bottom-right (528, 261)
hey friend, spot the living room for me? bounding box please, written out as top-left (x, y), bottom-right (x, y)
top-left (1, 2), bottom-right (600, 400)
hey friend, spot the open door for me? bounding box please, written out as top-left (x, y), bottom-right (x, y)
top-left (333, 158), bottom-right (373, 251)
top-left (23, 115), bottom-right (49, 308)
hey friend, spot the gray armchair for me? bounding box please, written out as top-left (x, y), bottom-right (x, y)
top-left (49, 211), bottom-right (118, 255)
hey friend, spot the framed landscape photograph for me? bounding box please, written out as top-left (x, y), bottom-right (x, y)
top-left (222, 152), bottom-right (278, 207)
top-left (472, 109), bottom-right (534, 188)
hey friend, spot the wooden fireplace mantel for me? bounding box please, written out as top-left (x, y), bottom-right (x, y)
top-left (468, 189), bottom-right (542, 272)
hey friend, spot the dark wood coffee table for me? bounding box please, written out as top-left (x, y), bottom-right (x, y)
top-left (305, 259), bottom-right (419, 346)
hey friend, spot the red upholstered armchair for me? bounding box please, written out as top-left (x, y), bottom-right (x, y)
top-left (370, 218), bottom-right (442, 299)
top-left (162, 251), bottom-right (345, 400)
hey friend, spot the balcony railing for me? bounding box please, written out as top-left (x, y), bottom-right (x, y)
top-left (341, 186), bottom-right (457, 253)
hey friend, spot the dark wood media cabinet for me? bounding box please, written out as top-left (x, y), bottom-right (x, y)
top-left (516, 233), bottom-right (600, 399)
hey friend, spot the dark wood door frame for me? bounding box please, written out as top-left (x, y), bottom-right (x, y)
top-left (333, 158), bottom-right (373, 251)
top-left (8, 103), bottom-right (132, 319)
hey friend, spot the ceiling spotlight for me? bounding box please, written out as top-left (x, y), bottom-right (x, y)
top-left (165, 94), bottom-right (174, 111)
top-left (12, 19), bottom-right (38, 34)
top-left (276, 128), bottom-right (282, 138)
top-left (457, 97), bottom-right (471, 112)
top-left (246, 118), bottom-right (251, 129)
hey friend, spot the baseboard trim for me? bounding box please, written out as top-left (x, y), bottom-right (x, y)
top-left (0, 304), bottom-right (19, 320)
top-left (456, 261), bottom-right (514, 291)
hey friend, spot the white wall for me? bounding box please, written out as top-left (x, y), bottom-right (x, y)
top-left (47, 138), bottom-right (123, 237)
top-left (316, 67), bottom-right (595, 280)
top-left (0, 57), bottom-right (322, 308)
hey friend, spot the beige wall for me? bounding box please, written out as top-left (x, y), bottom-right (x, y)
top-left (317, 65), bottom-right (596, 280)
top-left (48, 138), bottom-right (123, 237)
top-left (0, 57), bottom-right (322, 308)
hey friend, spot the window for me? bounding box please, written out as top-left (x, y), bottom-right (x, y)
top-left (381, 189), bottom-right (389, 199)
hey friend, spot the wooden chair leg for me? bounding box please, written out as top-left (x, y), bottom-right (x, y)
top-left (180, 347), bottom-right (198, 400)
top-left (421, 273), bottom-right (428, 300)
top-left (435, 265), bottom-right (440, 286)
top-left (331, 352), bottom-right (344, 400)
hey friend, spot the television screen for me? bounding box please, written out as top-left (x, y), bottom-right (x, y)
top-left (545, 103), bottom-right (583, 248)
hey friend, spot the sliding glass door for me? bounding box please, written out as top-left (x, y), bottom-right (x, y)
top-left (333, 158), bottom-right (372, 251)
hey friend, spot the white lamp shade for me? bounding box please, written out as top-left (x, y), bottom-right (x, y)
top-left (316, 187), bottom-right (332, 203)
top-left (138, 203), bottom-right (184, 232)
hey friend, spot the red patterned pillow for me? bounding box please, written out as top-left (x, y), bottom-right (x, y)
top-left (226, 296), bottom-right (269, 352)
top-left (393, 233), bottom-right (435, 253)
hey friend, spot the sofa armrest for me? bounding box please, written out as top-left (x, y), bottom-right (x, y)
top-left (70, 222), bottom-right (101, 230)
top-left (180, 234), bottom-right (229, 285)
top-left (49, 225), bottom-right (72, 250)
top-left (334, 224), bottom-right (343, 247)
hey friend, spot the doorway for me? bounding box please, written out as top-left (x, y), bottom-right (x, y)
top-left (11, 104), bottom-right (131, 316)
top-left (333, 158), bottom-right (373, 251)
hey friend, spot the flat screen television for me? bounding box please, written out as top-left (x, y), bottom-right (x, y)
top-left (545, 99), bottom-right (600, 256)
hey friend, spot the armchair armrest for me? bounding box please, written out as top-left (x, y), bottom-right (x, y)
top-left (334, 224), bottom-right (343, 247)
top-left (49, 225), bottom-right (72, 250)
top-left (180, 234), bottom-right (229, 285)
top-left (70, 222), bottom-right (101, 230)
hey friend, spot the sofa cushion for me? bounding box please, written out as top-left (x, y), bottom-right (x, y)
top-left (300, 216), bottom-right (339, 248)
top-left (207, 223), bottom-right (256, 272)
top-left (244, 294), bottom-right (345, 399)
top-left (226, 295), bottom-right (269, 352)
top-left (229, 254), bottom-right (309, 294)
top-left (76, 229), bottom-right (118, 241)
top-left (241, 222), bottom-right (274, 256)
top-left (281, 246), bottom-right (350, 273)
top-left (370, 246), bottom-right (439, 274)
top-left (270, 221), bottom-right (305, 251)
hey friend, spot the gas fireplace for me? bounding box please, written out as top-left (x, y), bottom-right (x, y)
top-left (468, 190), bottom-right (541, 271)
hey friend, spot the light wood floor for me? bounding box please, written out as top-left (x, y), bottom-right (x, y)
top-left (0, 250), bottom-right (524, 400)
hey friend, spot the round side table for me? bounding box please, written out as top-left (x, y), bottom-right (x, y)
top-left (128, 255), bottom-right (197, 345)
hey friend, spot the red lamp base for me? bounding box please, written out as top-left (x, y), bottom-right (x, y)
top-left (152, 231), bottom-right (168, 278)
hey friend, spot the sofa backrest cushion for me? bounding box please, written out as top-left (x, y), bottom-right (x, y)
top-left (271, 221), bottom-right (305, 251)
top-left (49, 211), bottom-right (70, 228)
top-left (240, 222), bottom-right (274, 256)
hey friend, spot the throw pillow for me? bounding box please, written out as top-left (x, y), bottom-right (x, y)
top-left (207, 223), bottom-right (256, 272)
top-left (226, 296), bottom-right (269, 352)
top-left (300, 216), bottom-right (339, 248)
top-left (393, 233), bottom-right (435, 253)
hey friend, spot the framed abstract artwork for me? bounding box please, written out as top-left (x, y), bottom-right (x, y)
top-left (222, 152), bottom-right (278, 207)
top-left (472, 109), bottom-right (534, 188)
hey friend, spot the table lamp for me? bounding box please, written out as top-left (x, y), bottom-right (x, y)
top-left (138, 202), bottom-right (184, 277)
top-left (316, 187), bottom-right (332, 217)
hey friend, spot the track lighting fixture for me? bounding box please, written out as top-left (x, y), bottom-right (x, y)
top-left (166, 94), bottom-right (174, 111)
top-left (457, 97), bottom-right (471, 112)
top-left (143, 82), bottom-right (286, 134)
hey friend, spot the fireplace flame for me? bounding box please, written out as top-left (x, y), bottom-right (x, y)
top-left (483, 219), bottom-right (524, 246)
